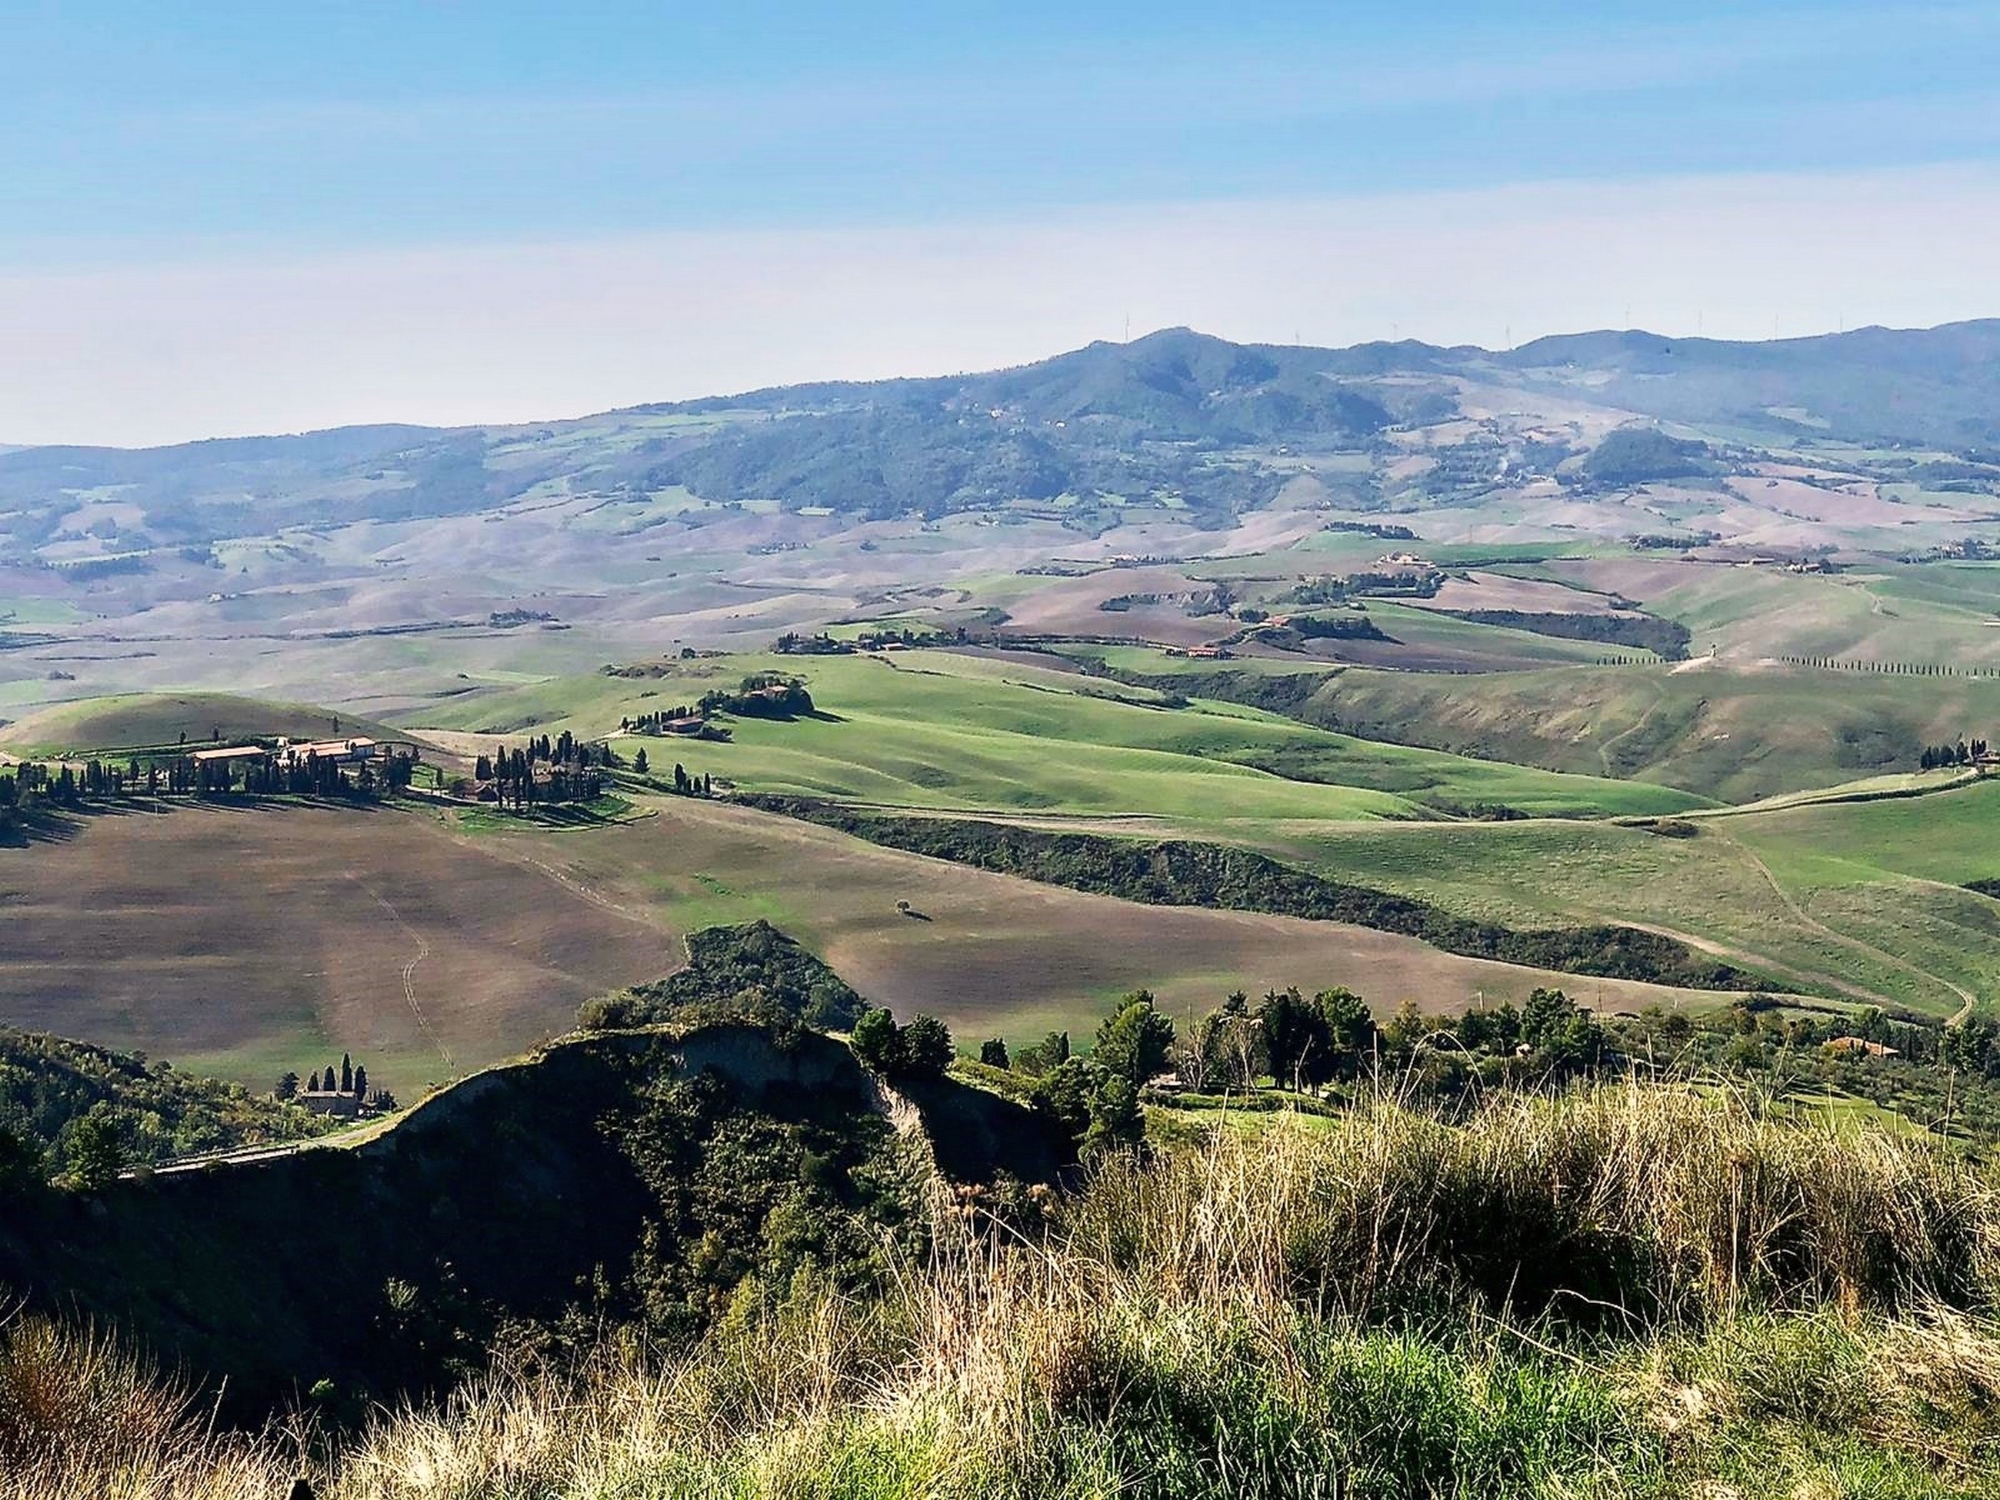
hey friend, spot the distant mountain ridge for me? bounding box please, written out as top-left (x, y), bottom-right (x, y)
top-left (2, 320), bottom-right (1996, 550)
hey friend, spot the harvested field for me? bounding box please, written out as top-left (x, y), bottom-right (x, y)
top-left (0, 794), bottom-right (1728, 1094)
top-left (995, 566), bottom-right (1234, 646)
top-left (1728, 473), bottom-right (1993, 528)
top-left (1408, 571), bottom-right (1621, 614)
top-left (0, 802), bottom-right (673, 1092)
top-left (489, 795), bottom-right (1734, 1040)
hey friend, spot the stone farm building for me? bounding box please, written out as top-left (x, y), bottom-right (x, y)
top-left (190, 736), bottom-right (387, 768)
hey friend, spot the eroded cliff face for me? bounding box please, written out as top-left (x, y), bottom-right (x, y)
top-left (0, 1022), bottom-right (1064, 1415)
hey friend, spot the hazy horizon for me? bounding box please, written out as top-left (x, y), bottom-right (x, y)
top-left (5, 290), bottom-right (1998, 454)
top-left (5, 3), bottom-right (1998, 446)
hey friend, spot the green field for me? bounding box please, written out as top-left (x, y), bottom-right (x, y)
top-left (410, 649), bottom-right (1707, 827)
top-left (1252, 776), bottom-right (2000, 1017)
top-left (389, 648), bottom-right (2000, 1018)
top-left (1285, 658), bottom-right (2000, 803)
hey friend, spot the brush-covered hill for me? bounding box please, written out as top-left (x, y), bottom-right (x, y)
top-left (0, 1028), bottom-right (333, 1181)
top-left (0, 923), bottom-right (1064, 1413)
top-left (1499, 319), bottom-right (2000, 449)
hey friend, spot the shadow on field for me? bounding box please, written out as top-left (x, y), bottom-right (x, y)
top-left (0, 793), bottom-right (392, 848)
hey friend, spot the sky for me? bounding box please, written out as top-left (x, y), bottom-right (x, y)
top-left (3, 1), bottom-right (1998, 446)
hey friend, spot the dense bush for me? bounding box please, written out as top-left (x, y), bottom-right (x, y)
top-left (581, 920), bottom-right (869, 1033)
top-left (1436, 606), bottom-right (1693, 660)
top-left (0, 1028), bottom-right (329, 1183)
top-left (850, 1010), bottom-right (955, 1081)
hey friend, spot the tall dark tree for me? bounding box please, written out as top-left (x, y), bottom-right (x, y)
top-left (1093, 991), bottom-right (1176, 1085)
top-left (899, 1014), bottom-right (954, 1080)
top-left (849, 1009), bottom-right (901, 1074)
top-left (63, 1110), bottom-right (125, 1194)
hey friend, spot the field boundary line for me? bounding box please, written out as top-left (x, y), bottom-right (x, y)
top-left (1708, 833), bottom-right (1974, 1016)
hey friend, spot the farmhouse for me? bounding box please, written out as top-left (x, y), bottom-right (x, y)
top-left (190, 745), bottom-right (271, 765)
top-left (298, 1087), bottom-right (364, 1118)
top-left (1823, 1036), bottom-right (1899, 1058)
top-left (278, 736), bottom-right (378, 765)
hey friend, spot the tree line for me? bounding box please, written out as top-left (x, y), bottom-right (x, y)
top-left (1777, 654), bottom-right (1994, 678)
top-left (1919, 738), bottom-right (1989, 770)
top-left (774, 626), bottom-right (962, 656)
top-left (738, 799), bottom-right (1774, 993)
top-left (0, 746), bottom-right (414, 831)
top-left (967, 982), bottom-right (2000, 1147)
top-left (474, 733), bottom-right (607, 808)
top-left (274, 1051), bottom-right (391, 1106)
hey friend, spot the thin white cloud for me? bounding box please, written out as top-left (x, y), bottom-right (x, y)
top-left (3, 163), bottom-right (1996, 448)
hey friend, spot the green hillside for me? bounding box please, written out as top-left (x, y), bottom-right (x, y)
top-left (0, 1028), bottom-right (334, 1180)
top-left (0, 691), bottom-right (408, 757)
top-left (411, 649), bottom-right (1706, 825)
top-left (1288, 660), bottom-right (2000, 803)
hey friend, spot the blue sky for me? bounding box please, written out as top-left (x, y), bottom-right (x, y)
top-left (3, 2), bottom-right (1998, 443)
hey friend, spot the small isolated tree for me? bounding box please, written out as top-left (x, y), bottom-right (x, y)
top-left (634, 748), bottom-right (649, 775)
top-left (1083, 1073), bottom-right (1144, 1154)
top-left (1521, 988), bottom-right (1579, 1050)
top-left (352, 1064), bottom-right (368, 1098)
top-left (340, 1053), bottom-right (354, 1094)
top-left (899, 1014), bottom-right (954, 1080)
top-left (850, 1009), bottom-right (901, 1074)
top-left (979, 1037), bottom-right (1011, 1070)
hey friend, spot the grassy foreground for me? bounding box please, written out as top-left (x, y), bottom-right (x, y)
top-left (6, 1083), bottom-right (2000, 1499)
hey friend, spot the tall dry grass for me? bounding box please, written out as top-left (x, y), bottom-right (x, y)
top-left (6, 1082), bottom-right (1998, 1498)
top-left (1066, 1080), bottom-right (1997, 1324)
